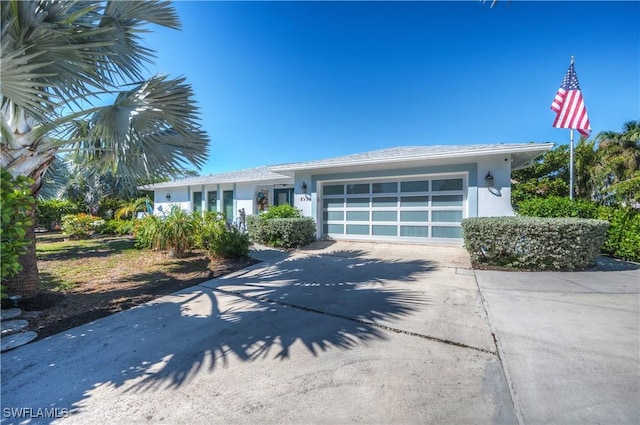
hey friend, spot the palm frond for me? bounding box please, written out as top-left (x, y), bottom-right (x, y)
top-left (76, 74), bottom-right (210, 183)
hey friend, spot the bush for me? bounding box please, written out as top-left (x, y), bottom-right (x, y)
top-left (133, 207), bottom-right (196, 257)
top-left (61, 213), bottom-right (103, 239)
top-left (1, 169), bottom-right (35, 281)
top-left (260, 204), bottom-right (302, 219)
top-left (194, 212), bottom-right (250, 259)
top-left (516, 196), bottom-right (640, 262)
top-left (462, 216), bottom-right (609, 271)
top-left (597, 207), bottom-right (640, 262)
top-left (97, 219), bottom-right (135, 236)
top-left (246, 215), bottom-right (266, 243)
top-left (36, 198), bottom-right (82, 230)
top-left (133, 215), bottom-right (162, 250)
top-left (516, 196), bottom-right (598, 218)
top-left (248, 215), bottom-right (316, 249)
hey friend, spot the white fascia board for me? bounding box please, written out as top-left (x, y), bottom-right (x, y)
top-left (140, 176), bottom-right (292, 190)
top-left (270, 143), bottom-right (555, 172)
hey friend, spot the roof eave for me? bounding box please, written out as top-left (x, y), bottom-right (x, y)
top-left (139, 175), bottom-right (292, 190)
top-left (271, 143), bottom-right (556, 172)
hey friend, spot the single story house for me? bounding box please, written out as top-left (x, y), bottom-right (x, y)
top-left (141, 143), bottom-right (553, 244)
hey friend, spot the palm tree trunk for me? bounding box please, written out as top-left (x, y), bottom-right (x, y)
top-left (2, 152), bottom-right (54, 300)
top-left (4, 208), bottom-right (39, 299)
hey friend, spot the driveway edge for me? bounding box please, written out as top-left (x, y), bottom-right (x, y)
top-left (475, 272), bottom-right (525, 425)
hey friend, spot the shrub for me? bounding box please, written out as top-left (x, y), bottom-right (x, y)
top-left (516, 196), bottom-right (598, 218)
top-left (133, 215), bottom-right (162, 250)
top-left (260, 204), bottom-right (302, 219)
top-left (516, 196), bottom-right (640, 262)
top-left (597, 207), bottom-right (640, 262)
top-left (194, 212), bottom-right (250, 259)
top-left (1, 169), bottom-right (35, 281)
top-left (246, 215), bottom-right (266, 243)
top-left (248, 215), bottom-right (316, 249)
top-left (36, 198), bottom-right (82, 230)
top-left (133, 207), bottom-right (196, 257)
top-left (61, 213), bottom-right (103, 239)
top-left (462, 216), bottom-right (609, 271)
top-left (97, 219), bottom-right (135, 236)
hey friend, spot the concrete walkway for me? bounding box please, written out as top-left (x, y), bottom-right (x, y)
top-left (0, 242), bottom-right (638, 424)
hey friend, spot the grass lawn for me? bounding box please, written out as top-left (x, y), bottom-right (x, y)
top-left (20, 232), bottom-right (257, 340)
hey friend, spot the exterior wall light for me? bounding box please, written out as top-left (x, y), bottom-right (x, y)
top-left (166, 193), bottom-right (171, 201)
top-left (485, 172), bottom-right (494, 187)
top-left (301, 181), bottom-right (308, 194)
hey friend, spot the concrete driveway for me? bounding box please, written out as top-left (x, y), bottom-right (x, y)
top-left (476, 257), bottom-right (640, 425)
top-left (1, 241), bottom-right (638, 424)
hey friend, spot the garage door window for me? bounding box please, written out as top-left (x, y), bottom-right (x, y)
top-left (322, 176), bottom-right (465, 241)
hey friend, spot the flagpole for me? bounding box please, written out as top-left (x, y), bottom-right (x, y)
top-left (551, 55), bottom-right (589, 200)
top-left (569, 128), bottom-right (574, 200)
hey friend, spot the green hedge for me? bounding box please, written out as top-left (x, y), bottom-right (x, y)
top-left (247, 215), bottom-right (316, 249)
top-left (597, 207), bottom-right (640, 262)
top-left (462, 216), bottom-right (609, 271)
top-left (37, 199), bottom-right (82, 230)
top-left (516, 196), bottom-right (598, 218)
top-left (517, 196), bottom-right (640, 262)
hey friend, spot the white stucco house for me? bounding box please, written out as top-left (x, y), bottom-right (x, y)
top-left (141, 143), bottom-right (553, 244)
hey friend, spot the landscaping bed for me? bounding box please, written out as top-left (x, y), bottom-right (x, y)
top-left (14, 232), bottom-right (258, 341)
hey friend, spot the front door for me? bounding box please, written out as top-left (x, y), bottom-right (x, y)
top-left (274, 188), bottom-right (294, 207)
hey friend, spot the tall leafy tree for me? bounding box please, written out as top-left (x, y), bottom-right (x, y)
top-left (594, 120), bottom-right (640, 205)
top-left (511, 144), bottom-right (570, 205)
top-left (1, 1), bottom-right (210, 297)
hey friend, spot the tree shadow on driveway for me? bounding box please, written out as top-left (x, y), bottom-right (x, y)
top-left (1, 249), bottom-right (436, 422)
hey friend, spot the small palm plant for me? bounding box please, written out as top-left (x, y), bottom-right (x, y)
top-left (134, 207), bottom-right (196, 258)
top-left (115, 198), bottom-right (150, 220)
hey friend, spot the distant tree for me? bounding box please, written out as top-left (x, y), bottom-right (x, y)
top-left (1, 1), bottom-right (210, 298)
top-left (513, 121), bottom-right (640, 208)
top-left (511, 144), bottom-right (569, 205)
top-left (594, 120), bottom-right (640, 205)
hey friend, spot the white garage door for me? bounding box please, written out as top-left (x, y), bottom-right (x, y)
top-left (321, 175), bottom-right (466, 242)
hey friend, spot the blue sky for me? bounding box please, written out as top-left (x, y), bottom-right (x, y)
top-left (143, 1), bottom-right (639, 175)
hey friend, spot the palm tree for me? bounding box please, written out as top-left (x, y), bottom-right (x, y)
top-left (1, 1), bottom-right (210, 297)
top-left (115, 197), bottom-right (149, 220)
top-left (595, 120), bottom-right (640, 204)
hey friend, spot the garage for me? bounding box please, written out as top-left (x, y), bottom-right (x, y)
top-left (321, 174), bottom-right (466, 242)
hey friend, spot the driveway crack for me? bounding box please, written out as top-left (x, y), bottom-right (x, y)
top-left (210, 286), bottom-right (496, 356)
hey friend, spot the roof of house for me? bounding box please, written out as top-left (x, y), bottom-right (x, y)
top-left (141, 143), bottom-right (553, 189)
top-left (271, 143), bottom-right (554, 173)
top-left (140, 166), bottom-right (292, 190)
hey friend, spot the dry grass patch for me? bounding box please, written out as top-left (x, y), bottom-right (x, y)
top-left (19, 232), bottom-right (258, 340)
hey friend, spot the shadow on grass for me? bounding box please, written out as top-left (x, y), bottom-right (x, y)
top-left (36, 236), bottom-right (137, 261)
top-left (1, 248), bottom-right (436, 421)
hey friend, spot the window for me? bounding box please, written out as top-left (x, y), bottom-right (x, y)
top-left (207, 191), bottom-right (217, 212)
top-left (193, 191), bottom-right (203, 213)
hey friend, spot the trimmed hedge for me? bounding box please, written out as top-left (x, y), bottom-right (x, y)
top-left (247, 215), bottom-right (316, 249)
top-left (517, 196), bottom-right (640, 262)
top-left (462, 216), bottom-right (609, 271)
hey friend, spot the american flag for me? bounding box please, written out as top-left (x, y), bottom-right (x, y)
top-left (551, 62), bottom-right (591, 137)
